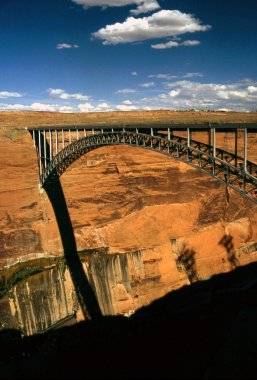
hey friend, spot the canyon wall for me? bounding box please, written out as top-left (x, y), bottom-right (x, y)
top-left (1, 115), bottom-right (257, 322)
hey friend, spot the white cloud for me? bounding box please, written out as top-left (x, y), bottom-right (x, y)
top-left (48, 88), bottom-right (89, 101)
top-left (130, 0), bottom-right (160, 15)
top-left (56, 43), bottom-right (79, 49)
top-left (169, 90), bottom-right (180, 97)
top-left (131, 71), bottom-right (138, 76)
top-left (71, 0), bottom-right (160, 15)
top-left (182, 40), bottom-right (200, 46)
top-left (138, 79), bottom-right (257, 111)
top-left (92, 10), bottom-right (211, 45)
top-left (149, 73), bottom-right (178, 80)
top-left (95, 102), bottom-right (113, 111)
top-left (2, 79), bottom-right (257, 114)
top-left (116, 104), bottom-right (138, 111)
top-left (151, 39), bottom-right (200, 49)
top-left (30, 103), bottom-right (58, 112)
top-left (59, 106), bottom-right (75, 113)
top-left (0, 103), bottom-right (28, 111)
top-left (183, 72), bottom-right (203, 78)
top-left (97, 102), bottom-right (110, 109)
top-left (77, 102), bottom-right (95, 112)
top-left (116, 88), bottom-right (137, 94)
top-left (1, 103), bottom-right (59, 112)
top-left (140, 82), bottom-right (154, 88)
top-left (248, 85), bottom-right (257, 94)
top-left (151, 41), bottom-right (179, 49)
top-left (0, 91), bottom-right (22, 99)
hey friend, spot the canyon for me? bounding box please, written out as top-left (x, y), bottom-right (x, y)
top-left (1, 110), bottom-right (257, 335)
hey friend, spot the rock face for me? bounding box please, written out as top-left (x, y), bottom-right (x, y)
top-left (1, 112), bottom-right (257, 322)
top-left (0, 264), bottom-right (77, 335)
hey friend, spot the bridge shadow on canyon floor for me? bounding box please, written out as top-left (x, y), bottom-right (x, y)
top-left (43, 177), bottom-right (102, 321)
top-left (1, 259), bottom-right (257, 379)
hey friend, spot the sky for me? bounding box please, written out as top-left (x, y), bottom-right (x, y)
top-left (1, 0), bottom-right (257, 113)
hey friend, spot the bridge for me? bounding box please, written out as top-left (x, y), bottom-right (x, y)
top-left (27, 124), bottom-right (257, 204)
top-left (26, 123), bottom-right (257, 320)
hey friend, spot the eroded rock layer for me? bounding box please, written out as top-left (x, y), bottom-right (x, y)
top-left (1, 111), bottom-right (257, 322)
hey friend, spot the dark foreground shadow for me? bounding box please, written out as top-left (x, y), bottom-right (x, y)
top-left (1, 260), bottom-right (257, 379)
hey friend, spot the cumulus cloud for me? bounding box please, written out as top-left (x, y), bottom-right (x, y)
top-left (116, 88), bottom-right (137, 94)
top-left (2, 79), bottom-right (257, 113)
top-left (56, 43), bottom-right (79, 49)
top-left (0, 102), bottom-right (59, 112)
top-left (0, 100), bottom-right (112, 113)
top-left (138, 80), bottom-right (257, 111)
top-left (130, 0), bottom-right (160, 15)
top-left (77, 102), bottom-right (95, 112)
top-left (151, 39), bottom-right (200, 49)
top-left (77, 101), bottom-right (113, 112)
top-left (30, 103), bottom-right (58, 112)
top-left (92, 10), bottom-right (211, 45)
top-left (0, 103), bottom-right (28, 111)
top-left (116, 104), bottom-right (138, 111)
top-left (71, 0), bottom-right (160, 15)
top-left (0, 91), bottom-right (22, 98)
top-left (59, 106), bottom-right (75, 113)
top-left (248, 85), bottom-right (257, 94)
top-left (48, 88), bottom-right (89, 101)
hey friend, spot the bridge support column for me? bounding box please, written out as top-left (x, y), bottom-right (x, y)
top-left (49, 129), bottom-right (52, 161)
top-left (208, 128), bottom-right (211, 154)
top-left (213, 127), bottom-right (216, 157)
top-left (167, 128), bottom-right (170, 154)
top-left (43, 130), bottom-right (47, 169)
top-left (76, 128), bottom-right (79, 140)
top-left (32, 129), bottom-right (35, 146)
top-left (38, 130), bottom-right (42, 177)
top-left (212, 127), bottom-right (216, 175)
top-left (62, 129), bottom-right (65, 149)
top-left (187, 128), bottom-right (190, 161)
top-left (235, 129), bottom-right (238, 167)
top-left (55, 129), bottom-right (58, 154)
top-left (244, 127), bottom-right (248, 172)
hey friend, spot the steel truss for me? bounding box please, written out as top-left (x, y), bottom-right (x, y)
top-left (28, 128), bottom-right (257, 204)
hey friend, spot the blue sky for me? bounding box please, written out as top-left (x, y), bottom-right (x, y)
top-left (1, 0), bottom-right (257, 112)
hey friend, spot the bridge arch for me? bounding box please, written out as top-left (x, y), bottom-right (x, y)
top-left (39, 130), bottom-right (257, 204)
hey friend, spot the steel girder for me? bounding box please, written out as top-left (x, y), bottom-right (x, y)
top-left (39, 131), bottom-right (257, 204)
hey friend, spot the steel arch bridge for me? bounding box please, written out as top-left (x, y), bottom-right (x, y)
top-left (27, 124), bottom-right (257, 204)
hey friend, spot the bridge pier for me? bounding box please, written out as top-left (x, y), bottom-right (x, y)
top-left (244, 127), bottom-right (248, 172)
top-left (235, 129), bottom-right (238, 167)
